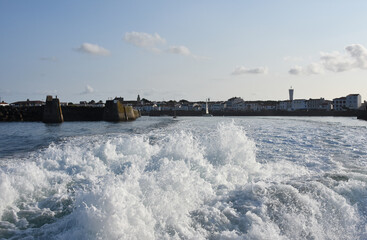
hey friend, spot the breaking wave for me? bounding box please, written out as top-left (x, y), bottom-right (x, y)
top-left (0, 117), bottom-right (367, 239)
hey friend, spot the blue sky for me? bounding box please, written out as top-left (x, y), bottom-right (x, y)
top-left (1, 0), bottom-right (367, 103)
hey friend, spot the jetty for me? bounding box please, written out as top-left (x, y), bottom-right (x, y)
top-left (0, 96), bottom-right (140, 123)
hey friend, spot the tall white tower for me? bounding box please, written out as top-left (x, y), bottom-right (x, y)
top-left (289, 87), bottom-right (294, 101)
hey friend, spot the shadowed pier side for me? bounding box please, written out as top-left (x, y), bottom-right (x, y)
top-left (42, 96), bottom-right (64, 123)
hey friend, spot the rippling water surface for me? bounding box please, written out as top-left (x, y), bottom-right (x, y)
top-left (0, 116), bottom-right (367, 239)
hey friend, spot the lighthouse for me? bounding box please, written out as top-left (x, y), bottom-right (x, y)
top-left (289, 87), bottom-right (294, 101)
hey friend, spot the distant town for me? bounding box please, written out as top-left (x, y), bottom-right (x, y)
top-left (1, 88), bottom-right (366, 114)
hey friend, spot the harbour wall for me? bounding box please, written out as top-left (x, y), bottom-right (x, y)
top-left (0, 107), bottom-right (364, 122)
top-left (148, 110), bottom-right (363, 117)
top-left (0, 106), bottom-right (43, 121)
top-left (43, 96), bottom-right (64, 123)
top-left (0, 104), bottom-right (140, 122)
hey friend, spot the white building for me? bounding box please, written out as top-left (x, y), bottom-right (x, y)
top-left (210, 102), bottom-right (225, 111)
top-left (225, 97), bottom-right (244, 110)
top-left (333, 94), bottom-right (361, 111)
top-left (308, 98), bottom-right (324, 110)
top-left (0, 101), bottom-right (9, 107)
top-left (333, 97), bottom-right (346, 111)
top-left (245, 102), bottom-right (261, 111)
top-left (319, 101), bottom-right (333, 111)
top-left (262, 102), bottom-right (278, 110)
top-left (346, 94), bottom-right (361, 109)
top-left (292, 99), bottom-right (307, 110)
top-left (278, 101), bottom-right (291, 111)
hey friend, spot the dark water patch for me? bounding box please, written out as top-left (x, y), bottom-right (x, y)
top-left (325, 173), bottom-right (349, 182)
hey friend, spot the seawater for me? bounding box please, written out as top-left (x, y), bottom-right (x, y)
top-left (0, 116), bottom-right (367, 239)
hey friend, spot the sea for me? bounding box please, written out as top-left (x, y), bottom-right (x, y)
top-left (0, 116), bottom-right (367, 239)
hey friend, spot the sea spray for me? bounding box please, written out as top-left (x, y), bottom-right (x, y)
top-left (0, 117), bottom-right (366, 239)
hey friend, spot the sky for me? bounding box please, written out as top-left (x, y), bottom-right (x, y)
top-left (1, 0), bottom-right (367, 103)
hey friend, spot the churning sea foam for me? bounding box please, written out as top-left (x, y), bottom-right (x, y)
top-left (0, 118), bottom-right (366, 239)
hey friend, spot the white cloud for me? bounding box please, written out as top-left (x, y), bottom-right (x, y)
top-left (123, 31), bottom-right (207, 59)
top-left (289, 66), bottom-right (303, 75)
top-left (289, 63), bottom-right (324, 75)
top-left (167, 46), bottom-right (192, 56)
top-left (289, 44), bottom-right (367, 75)
top-left (319, 51), bottom-right (354, 72)
top-left (232, 66), bottom-right (268, 75)
top-left (75, 43), bottom-right (110, 56)
top-left (307, 62), bottom-right (324, 74)
top-left (123, 32), bottom-right (166, 52)
top-left (81, 85), bottom-right (94, 94)
top-left (345, 44), bottom-right (367, 69)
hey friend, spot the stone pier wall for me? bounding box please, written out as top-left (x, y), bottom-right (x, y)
top-left (42, 96), bottom-right (64, 123)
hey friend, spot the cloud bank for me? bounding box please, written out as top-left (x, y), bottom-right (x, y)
top-left (232, 66), bottom-right (268, 75)
top-left (75, 43), bottom-right (110, 56)
top-left (289, 44), bottom-right (367, 75)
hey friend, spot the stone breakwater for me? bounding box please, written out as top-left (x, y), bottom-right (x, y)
top-left (0, 105), bottom-right (140, 122)
top-left (0, 106), bottom-right (43, 121)
top-left (0, 98), bottom-right (140, 123)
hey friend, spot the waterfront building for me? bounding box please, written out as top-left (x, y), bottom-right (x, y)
top-left (346, 94), bottom-right (361, 109)
top-left (333, 97), bottom-right (347, 111)
top-left (210, 102), bottom-right (225, 111)
top-left (79, 101), bottom-right (88, 106)
top-left (177, 104), bottom-right (189, 111)
top-left (261, 101), bottom-right (278, 111)
top-left (225, 97), bottom-right (244, 110)
top-left (137, 104), bottom-right (154, 112)
top-left (235, 102), bottom-right (247, 111)
top-left (278, 101), bottom-right (291, 111)
top-left (11, 99), bottom-right (44, 107)
top-left (308, 98), bottom-right (327, 110)
top-left (292, 99), bottom-right (307, 110)
top-left (189, 103), bottom-right (200, 111)
top-left (245, 101), bottom-right (262, 111)
top-left (319, 101), bottom-right (333, 111)
top-left (333, 94), bottom-right (361, 111)
top-left (0, 101), bottom-right (9, 107)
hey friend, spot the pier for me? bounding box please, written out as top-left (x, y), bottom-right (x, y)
top-left (0, 96), bottom-right (140, 123)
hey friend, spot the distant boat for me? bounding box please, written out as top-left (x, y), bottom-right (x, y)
top-left (203, 98), bottom-right (213, 117)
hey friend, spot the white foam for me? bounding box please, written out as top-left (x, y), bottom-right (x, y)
top-left (0, 117), bottom-right (366, 239)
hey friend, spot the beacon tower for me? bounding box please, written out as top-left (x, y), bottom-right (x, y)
top-left (289, 87), bottom-right (294, 101)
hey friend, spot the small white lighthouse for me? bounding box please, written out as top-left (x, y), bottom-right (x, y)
top-left (289, 87), bottom-right (294, 101)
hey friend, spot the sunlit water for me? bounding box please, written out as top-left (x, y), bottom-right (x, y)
top-left (0, 116), bottom-right (367, 239)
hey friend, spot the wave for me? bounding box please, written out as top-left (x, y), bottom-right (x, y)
top-left (0, 120), bottom-right (366, 239)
